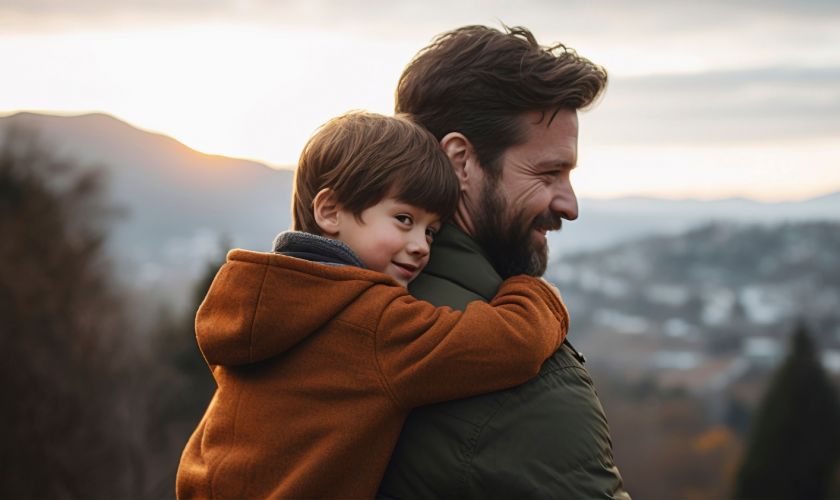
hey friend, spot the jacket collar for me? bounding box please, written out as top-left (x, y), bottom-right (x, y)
top-left (419, 224), bottom-right (503, 301)
top-left (272, 231), bottom-right (365, 268)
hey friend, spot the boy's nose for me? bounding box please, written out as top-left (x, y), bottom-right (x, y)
top-left (407, 234), bottom-right (430, 257)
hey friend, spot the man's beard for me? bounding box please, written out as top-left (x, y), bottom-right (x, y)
top-left (472, 180), bottom-right (563, 279)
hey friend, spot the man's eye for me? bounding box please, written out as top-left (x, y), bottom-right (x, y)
top-left (395, 214), bottom-right (413, 225)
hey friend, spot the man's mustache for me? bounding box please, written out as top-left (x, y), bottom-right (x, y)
top-left (532, 212), bottom-right (564, 233)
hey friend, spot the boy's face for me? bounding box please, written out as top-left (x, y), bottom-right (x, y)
top-left (336, 198), bottom-right (441, 287)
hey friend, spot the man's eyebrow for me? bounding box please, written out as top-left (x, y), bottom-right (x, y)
top-left (539, 159), bottom-right (576, 169)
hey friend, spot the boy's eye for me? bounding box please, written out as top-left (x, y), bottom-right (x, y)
top-left (395, 214), bottom-right (413, 225)
top-left (425, 226), bottom-right (438, 242)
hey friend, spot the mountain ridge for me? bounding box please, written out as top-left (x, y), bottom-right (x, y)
top-left (1, 111), bottom-right (296, 311)
top-left (1, 110), bottom-right (296, 171)
top-left (4, 110), bottom-right (839, 308)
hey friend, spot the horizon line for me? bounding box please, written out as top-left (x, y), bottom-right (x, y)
top-left (3, 108), bottom-right (839, 205)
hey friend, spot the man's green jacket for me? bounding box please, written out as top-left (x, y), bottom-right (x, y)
top-left (377, 225), bottom-right (630, 499)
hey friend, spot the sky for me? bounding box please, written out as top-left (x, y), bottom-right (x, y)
top-left (1, 0), bottom-right (839, 201)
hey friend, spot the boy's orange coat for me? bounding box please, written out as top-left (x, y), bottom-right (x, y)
top-left (176, 249), bottom-right (568, 499)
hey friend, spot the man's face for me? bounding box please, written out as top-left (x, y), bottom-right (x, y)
top-left (472, 110), bottom-right (579, 278)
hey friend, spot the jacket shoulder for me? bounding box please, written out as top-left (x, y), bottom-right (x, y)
top-left (379, 344), bottom-right (629, 498)
top-left (198, 249), bottom-right (407, 365)
top-left (409, 272), bottom-right (485, 310)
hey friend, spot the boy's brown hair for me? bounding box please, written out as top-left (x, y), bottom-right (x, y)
top-left (292, 111), bottom-right (459, 235)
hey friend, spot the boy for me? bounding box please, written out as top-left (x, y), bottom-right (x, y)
top-left (176, 112), bottom-right (569, 498)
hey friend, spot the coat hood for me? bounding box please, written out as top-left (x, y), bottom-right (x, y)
top-left (195, 249), bottom-right (396, 366)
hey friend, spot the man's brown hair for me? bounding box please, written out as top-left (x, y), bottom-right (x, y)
top-left (396, 25), bottom-right (608, 179)
top-left (292, 111), bottom-right (459, 234)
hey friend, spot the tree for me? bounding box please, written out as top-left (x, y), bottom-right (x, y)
top-left (734, 322), bottom-right (840, 499)
top-left (141, 240), bottom-right (226, 498)
top-left (0, 127), bottom-right (140, 497)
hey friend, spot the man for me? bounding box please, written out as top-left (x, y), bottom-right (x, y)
top-left (377, 25), bottom-right (630, 498)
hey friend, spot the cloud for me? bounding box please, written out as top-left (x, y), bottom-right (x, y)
top-left (585, 65), bottom-right (840, 145)
top-left (3, 0), bottom-right (838, 150)
top-left (4, 0), bottom-right (838, 80)
top-left (4, 0), bottom-right (839, 38)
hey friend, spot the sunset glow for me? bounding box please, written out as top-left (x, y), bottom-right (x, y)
top-left (2, 1), bottom-right (839, 201)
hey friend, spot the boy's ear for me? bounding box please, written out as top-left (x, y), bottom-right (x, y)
top-left (313, 188), bottom-right (341, 236)
top-left (440, 132), bottom-right (483, 192)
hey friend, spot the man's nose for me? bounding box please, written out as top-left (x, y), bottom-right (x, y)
top-left (550, 183), bottom-right (579, 221)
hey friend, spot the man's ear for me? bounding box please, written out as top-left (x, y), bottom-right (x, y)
top-left (313, 188), bottom-right (341, 236)
top-left (440, 132), bottom-right (482, 192)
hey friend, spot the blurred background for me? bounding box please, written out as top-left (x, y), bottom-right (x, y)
top-left (2, 1), bottom-right (839, 498)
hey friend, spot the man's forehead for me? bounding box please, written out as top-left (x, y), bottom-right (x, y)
top-left (513, 110), bottom-right (579, 154)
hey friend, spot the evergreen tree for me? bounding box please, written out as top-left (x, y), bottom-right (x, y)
top-left (143, 241), bottom-right (226, 498)
top-left (151, 250), bottom-right (223, 425)
top-left (734, 322), bottom-right (840, 499)
top-left (0, 127), bottom-right (139, 497)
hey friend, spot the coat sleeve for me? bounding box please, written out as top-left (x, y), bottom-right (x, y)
top-left (374, 275), bottom-right (568, 409)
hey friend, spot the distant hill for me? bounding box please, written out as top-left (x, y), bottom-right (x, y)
top-left (0, 112), bottom-right (294, 309)
top-left (549, 221), bottom-right (840, 372)
top-left (551, 192), bottom-right (840, 256)
top-left (3, 111), bottom-right (839, 310)
top-left (546, 220), bottom-right (840, 435)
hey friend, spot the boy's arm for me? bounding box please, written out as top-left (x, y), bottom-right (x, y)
top-left (374, 275), bottom-right (568, 409)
